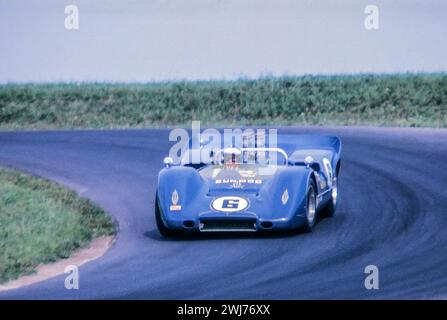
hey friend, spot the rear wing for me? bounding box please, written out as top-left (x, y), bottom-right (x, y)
top-left (277, 134), bottom-right (341, 157)
top-left (282, 135), bottom-right (342, 171)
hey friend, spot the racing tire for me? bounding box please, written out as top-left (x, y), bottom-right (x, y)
top-left (321, 175), bottom-right (338, 218)
top-left (301, 180), bottom-right (317, 233)
top-left (155, 193), bottom-right (181, 237)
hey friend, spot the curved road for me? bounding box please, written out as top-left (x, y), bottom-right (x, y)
top-left (0, 127), bottom-right (447, 299)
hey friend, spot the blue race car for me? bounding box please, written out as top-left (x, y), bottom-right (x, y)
top-left (155, 134), bottom-right (341, 236)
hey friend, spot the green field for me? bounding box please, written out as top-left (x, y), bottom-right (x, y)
top-left (0, 74), bottom-right (446, 129)
top-left (0, 167), bottom-right (115, 283)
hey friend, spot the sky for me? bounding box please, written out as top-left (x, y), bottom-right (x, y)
top-left (0, 0), bottom-right (446, 83)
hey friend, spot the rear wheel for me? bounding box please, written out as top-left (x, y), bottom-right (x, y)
top-left (155, 193), bottom-right (180, 237)
top-left (321, 175), bottom-right (338, 217)
top-left (301, 181), bottom-right (317, 233)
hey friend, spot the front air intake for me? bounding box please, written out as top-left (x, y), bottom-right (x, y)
top-left (199, 219), bottom-right (257, 232)
top-left (260, 221), bottom-right (273, 229)
top-left (183, 220), bottom-right (195, 228)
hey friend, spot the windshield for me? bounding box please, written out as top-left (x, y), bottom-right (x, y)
top-left (213, 148), bottom-right (288, 166)
top-left (199, 163), bottom-right (277, 181)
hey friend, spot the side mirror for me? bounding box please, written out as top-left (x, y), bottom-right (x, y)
top-left (163, 157), bottom-right (174, 168)
top-left (304, 156), bottom-right (314, 167)
top-left (304, 156), bottom-right (320, 171)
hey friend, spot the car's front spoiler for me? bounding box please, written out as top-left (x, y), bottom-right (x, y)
top-left (163, 213), bottom-right (307, 232)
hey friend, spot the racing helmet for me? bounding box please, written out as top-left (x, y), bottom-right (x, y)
top-left (223, 147), bottom-right (242, 164)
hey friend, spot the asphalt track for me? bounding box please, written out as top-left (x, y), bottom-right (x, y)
top-left (0, 127), bottom-right (447, 299)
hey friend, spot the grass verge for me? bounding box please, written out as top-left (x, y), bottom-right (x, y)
top-left (0, 167), bottom-right (115, 283)
top-left (0, 74), bottom-right (446, 129)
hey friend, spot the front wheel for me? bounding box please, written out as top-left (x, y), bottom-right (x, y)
top-left (301, 180), bottom-right (317, 233)
top-left (155, 194), bottom-right (180, 237)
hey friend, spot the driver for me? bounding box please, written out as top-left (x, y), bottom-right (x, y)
top-left (223, 148), bottom-right (242, 167)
